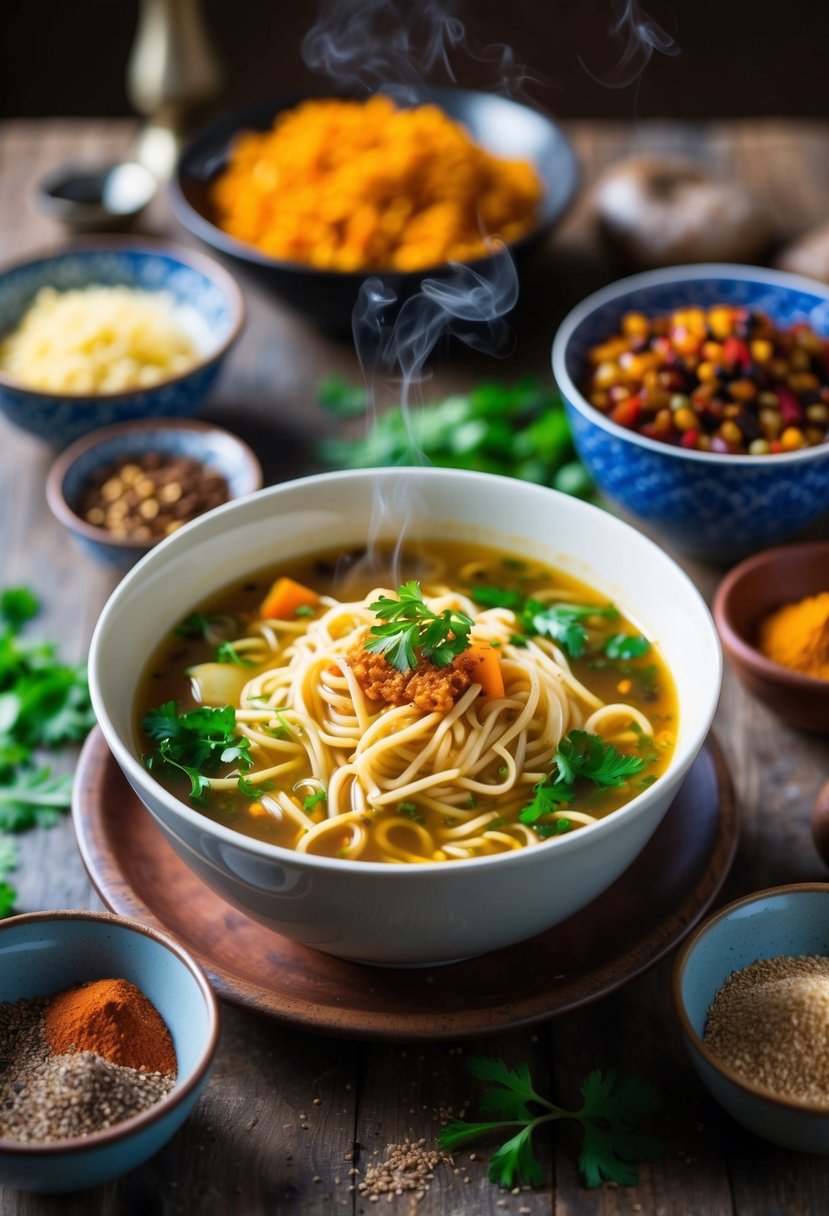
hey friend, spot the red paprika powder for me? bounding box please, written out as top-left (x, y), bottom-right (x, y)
top-left (43, 978), bottom-right (177, 1077)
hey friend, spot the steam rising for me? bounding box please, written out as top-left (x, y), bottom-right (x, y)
top-left (302, 0), bottom-right (540, 100)
top-left (580, 0), bottom-right (679, 89)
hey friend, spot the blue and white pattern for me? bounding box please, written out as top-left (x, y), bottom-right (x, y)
top-left (0, 244), bottom-right (243, 448)
top-left (552, 265), bottom-right (829, 561)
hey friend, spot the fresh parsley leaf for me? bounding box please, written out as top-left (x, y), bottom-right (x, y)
top-left (303, 789), bottom-right (327, 811)
top-left (0, 588), bottom-right (39, 628)
top-left (577, 1070), bottom-right (663, 1188)
top-left (521, 601), bottom-right (619, 660)
top-left (0, 834), bottom-right (18, 915)
top-left (317, 374), bottom-right (369, 417)
top-left (469, 585), bottom-right (524, 611)
top-left (439, 1056), bottom-right (661, 1190)
top-left (554, 730), bottom-right (645, 788)
top-left (142, 701), bottom-right (253, 800)
top-left (604, 633), bottom-right (651, 661)
top-left (365, 582), bottom-right (473, 673)
top-left (215, 641), bottom-right (255, 668)
top-left (318, 378), bottom-right (594, 497)
top-left (519, 730), bottom-right (644, 834)
top-left (0, 767), bottom-right (74, 830)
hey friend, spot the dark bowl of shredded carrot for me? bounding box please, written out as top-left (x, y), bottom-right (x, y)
top-left (171, 88), bottom-right (579, 331)
top-left (713, 540), bottom-right (829, 734)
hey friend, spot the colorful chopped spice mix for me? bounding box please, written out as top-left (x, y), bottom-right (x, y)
top-left (581, 306), bottom-right (829, 455)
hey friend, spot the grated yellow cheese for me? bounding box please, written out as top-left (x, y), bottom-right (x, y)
top-left (0, 285), bottom-right (199, 393)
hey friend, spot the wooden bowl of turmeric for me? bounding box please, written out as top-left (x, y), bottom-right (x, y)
top-left (171, 89), bottom-right (579, 331)
top-left (713, 541), bottom-right (829, 734)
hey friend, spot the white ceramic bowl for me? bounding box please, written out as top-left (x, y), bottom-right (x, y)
top-left (88, 468), bottom-right (721, 966)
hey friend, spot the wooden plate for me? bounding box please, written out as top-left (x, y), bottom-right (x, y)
top-left (73, 727), bottom-right (737, 1040)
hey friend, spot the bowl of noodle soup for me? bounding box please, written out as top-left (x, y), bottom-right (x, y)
top-left (89, 468), bottom-right (721, 966)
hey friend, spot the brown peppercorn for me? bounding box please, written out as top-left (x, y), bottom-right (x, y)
top-left (76, 451), bottom-right (230, 543)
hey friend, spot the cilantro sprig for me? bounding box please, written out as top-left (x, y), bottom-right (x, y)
top-left (0, 587), bottom-right (96, 915)
top-left (318, 377), bottom-right (594, 497)
top-left (142, 702), bottom-right (253, 799)
top-left (439, 1056), bottom-right (661, 1189)
top-left (366, 581), bottom-right (473, 673)
top-left (520, 729), bottom-right (645, 832)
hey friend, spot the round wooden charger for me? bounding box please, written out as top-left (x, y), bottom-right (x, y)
top-left (73, 727), bottom-right (737, 1040)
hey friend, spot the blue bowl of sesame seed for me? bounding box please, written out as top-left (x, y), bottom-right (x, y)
top-left (672, 883), bottom-right (829, 1153)
top-left (0, 910), bottom-right (219, 1193)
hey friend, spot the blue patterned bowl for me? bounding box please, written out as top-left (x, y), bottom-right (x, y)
top-left (0, 910), bottom-right (219, 1193)
top-left (552, 265), bottom-right (829, 562)
top-left (46, 417), bottom-right (263, 568)
top-left (672, 885), bottom-right (829, 1153)
top-left (0, 239), bottom-right (244, 448)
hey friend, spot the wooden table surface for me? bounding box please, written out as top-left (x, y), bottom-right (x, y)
top-left (1, 116), bottom-right (828, 1215)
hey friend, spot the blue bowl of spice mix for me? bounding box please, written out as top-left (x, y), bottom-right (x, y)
top-left (552, 264), bottom-right (829, 562)
top-left (0, 910), bottom-right (219, 1193)
top-left (672, 884), bottom-right (829, 1154)
top-left (0, 238), bottom-right (244, 449)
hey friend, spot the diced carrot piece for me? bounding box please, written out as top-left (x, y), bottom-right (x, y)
top-left (464, 642), bottom-right (505, 698)
top-left (260, 576), bottom-right (319, 619)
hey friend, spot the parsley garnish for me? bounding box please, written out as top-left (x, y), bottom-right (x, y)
top-left (439, 1056), bottom-right (661, 1189)
top-left (398, 801), bottom-right (425, 824)
top-left (0, 588), bottom-right (96, 915)
top-left (214, 641), bottom-right (255, 668)
top-left (303, 788), bottom-right (327, 812)
top-left (603, 633), bottom-right (651, 660)
top-left (520, 729), bottom-right (645, 830)
top-left (142, 702), bottom-right (253, 799)
top-left (468, 586), bottom-right (620, 660)
top-left (365, 581), bottom-right (473, 673)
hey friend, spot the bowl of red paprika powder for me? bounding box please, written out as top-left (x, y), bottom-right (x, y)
top-left (0, 910), bottom-right (219, 1193)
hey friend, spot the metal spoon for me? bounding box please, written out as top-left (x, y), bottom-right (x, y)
top-left (33, 161), bottom-right (157, 233)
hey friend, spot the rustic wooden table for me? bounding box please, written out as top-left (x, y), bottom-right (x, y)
top-left (1, 117), bottom-right (828, 1215)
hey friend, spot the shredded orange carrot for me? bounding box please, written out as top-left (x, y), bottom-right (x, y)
top-left (462, 642), bottom-right (505, 699)
top-left (210, 95), bottom-right (543, 272)
top-left (260, 577), bottom-right (319, 620)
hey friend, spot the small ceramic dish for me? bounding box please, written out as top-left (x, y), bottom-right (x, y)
top-left (46, 417), bottom-right (264, 567)
top-left (172, 88), bottom-right (579, 331)
top-left (551, 264), bottom-right (829, 562)
top-left (33, 161), bottom-right (157, 233)
top-left (0, 910), bottom-right (219, 1193)
top-left (712, 540), bottom-right (829, 734)
top-left (0, 238), bottom-right (244, 448)
top-left (673, 884), bottom-right (829, 1153)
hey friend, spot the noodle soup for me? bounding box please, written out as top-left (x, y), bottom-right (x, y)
top-left (136, 540), bottom-right (677, 864)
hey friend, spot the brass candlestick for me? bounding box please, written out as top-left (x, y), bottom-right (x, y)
top-left (126, 0), bottom-right (223, 179)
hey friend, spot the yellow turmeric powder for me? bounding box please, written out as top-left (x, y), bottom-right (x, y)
top-left (758, 591), bottom-right (829, 680)
top-left (209, 95), bottom-right (543, 273)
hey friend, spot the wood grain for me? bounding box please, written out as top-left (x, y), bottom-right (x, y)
top-left (1, 117), bottom-right (829, 1215)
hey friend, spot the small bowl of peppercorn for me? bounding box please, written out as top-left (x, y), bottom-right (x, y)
top-left (672, 884), bottom-right (829, 1154)
top-left (0, 909), bottom-right (220, 1193)
top-left (552, 264), bottom-right (829, 562)
top-left (46, 416), bottom-right (264, 567)
top-left (712, 540), bottom-right (829, 734)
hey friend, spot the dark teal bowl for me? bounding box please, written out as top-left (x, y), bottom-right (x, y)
top-left (0, 911), bottom-right (219, 1192)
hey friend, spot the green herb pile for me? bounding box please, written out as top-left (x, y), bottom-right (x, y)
top-left (366, 581), bottom-right (473, 671)
top-left (439, 1056), bottom-right (662, 1188)
top-left (0, 587), bottom-right (95, 915)
top-left (317, 376), bottom-right (594, 495)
